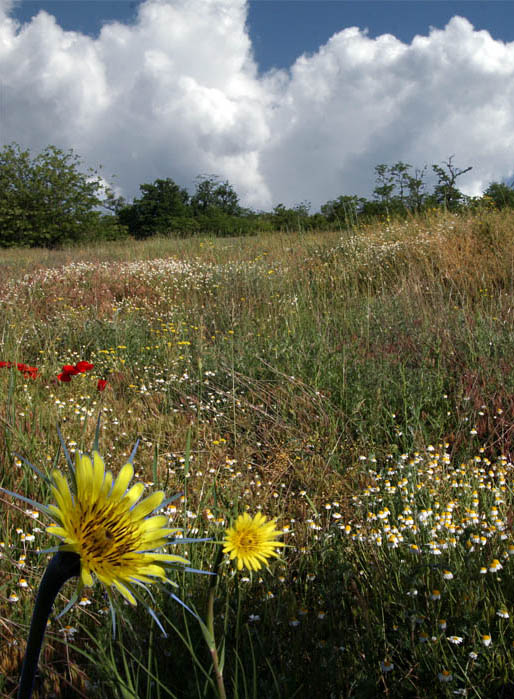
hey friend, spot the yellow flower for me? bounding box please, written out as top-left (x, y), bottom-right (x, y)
top-left (223, 512), bottom-right (286, 571)
top-left (46, 450), bottom-right (187, 605)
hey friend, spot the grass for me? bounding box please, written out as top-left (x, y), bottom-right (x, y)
top-left (1, 208), bottom-right (514, 697)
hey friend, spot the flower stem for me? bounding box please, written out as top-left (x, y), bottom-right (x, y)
top-left (206, 546), bottom-right (226, 699)
top-left (18, 551), bottom-right (80, 699)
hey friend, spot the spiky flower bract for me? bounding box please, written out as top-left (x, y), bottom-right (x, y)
top-left (223, 512), bottom-right (285, 571)
top-left (46, 450), bottom-right (186, 605)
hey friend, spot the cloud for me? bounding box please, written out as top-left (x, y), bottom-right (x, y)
top-left (261, 16), bottom-right (514, 207)
top-left (1, 2), bottom-right (513, 211)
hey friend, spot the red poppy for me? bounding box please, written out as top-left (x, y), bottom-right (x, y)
top-left (16, 363), bottom-right (38, 379)
top-left (0, 361), bottom-right (13, 368)
top-left (75, 361), bottom-right (94, 373)
top-left (57, 360), bottom-right (94, 383)
top-left (97, 379), bottom-right (107, 392)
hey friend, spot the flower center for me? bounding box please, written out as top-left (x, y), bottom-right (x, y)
top-left (236, 531), bottom-right (258, 552)
top-left (75, 505), bottom-right (137, 565)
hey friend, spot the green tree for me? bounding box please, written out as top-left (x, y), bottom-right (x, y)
top-left (0, 143), bottom-right (117, 247)
top-left (118, 178), bottom-right (190, 238)
top-left (483, 181), bottom-right (514, 210)
top-left (320, 195), bottom-right (366, 226)
top-left (190, 175), bottom-right (240, 216)
top-left (405, 166), bottom-right (428, 213)
top-left (373, 164), bottom-right (396, 203)
top-left (272, 202), bottom-right (312, 231)
top-left (431, 156), bottom-right (472, 211)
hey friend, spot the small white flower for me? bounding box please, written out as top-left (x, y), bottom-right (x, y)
top-left (447, 635), bottom-right (463, 645)
top-left (380, 660), bottom-right (394, 673)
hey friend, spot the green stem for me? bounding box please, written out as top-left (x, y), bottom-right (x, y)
top-left (206, 547), bottom-right (226, 699)
top-left (18, 551), bottom-right (80, 699)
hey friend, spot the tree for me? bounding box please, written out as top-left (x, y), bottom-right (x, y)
top-left (270, 202), bottom-right (313, 231)
top-left (483, 181), bottom-right (514, 210)
top-left (118, 178), bottom-right (190, 238)
top-left (431, 156), bottom-right (472, 211)
top-left (0, 143), bottom-right (116, 247)
top-left (405, 166), bottom-right (428, 213)
top-left (190, 176), bottom-right (240, 216)
top-left (371, 162), bottom-right (420, 217)
top-left (320, 195), bottom-right (365, 226)
top-left (373, 164), bottom-right (396, 203)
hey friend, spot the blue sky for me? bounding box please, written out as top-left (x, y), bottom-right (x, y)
top-left (2, 0), bottom-right (514, 210)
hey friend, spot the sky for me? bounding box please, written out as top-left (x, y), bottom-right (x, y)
top-left (1, 0), bottom-right (514, 211)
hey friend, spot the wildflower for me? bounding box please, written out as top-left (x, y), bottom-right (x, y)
top-left (74, 361), bottom-right (94, 373)
top-left (438, 670), bottom-right (452, 682)
top-left (438, 619), bottom-right (447, 630)
top-left (381, 660), bottom-right (394, 672)
top-left (497, 609), bottom-right (509, 619)
top-left (16, 363), bottom-right (38, 380)
top-left (447, 636), bottom-right (463, 645)
top-left (39, 449), bottom-right (187, 605)
top-left (489, 559), bottom-right (503, 573)
top-left (431, 590), bottom-right (441, 601)
top-left (97, 379), bottom-right (108, 392)
top-left (1, 430), bottom-right (201, 698)
top-left (57, 365), bottom-right (78, 382)
top-left (57, 361), bottom-right (94, 383)
top-left (223, 512), bottom-right (286, 571)
top-left (442, 570), bottom-right (454, 580)
top-left (481, 634), bottom-right (492, 647)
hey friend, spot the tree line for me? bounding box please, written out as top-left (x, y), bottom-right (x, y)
top-left (1, 142), bottom-right (514, 248)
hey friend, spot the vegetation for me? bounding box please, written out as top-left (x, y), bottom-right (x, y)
top-left (2, 141), bottom-right (514, 247)
top-left (1, 207), bottom-right (514, 696)
top-left (0, 143), bottom-right (126, 247)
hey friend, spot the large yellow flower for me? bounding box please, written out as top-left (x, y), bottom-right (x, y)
top-left (223, 512), bottom-right (286, 571)
top-left (46, 450), bottom-right (186, 605)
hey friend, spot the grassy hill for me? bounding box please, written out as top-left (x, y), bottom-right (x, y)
top-left (1, 208), bottom-right (514, 697)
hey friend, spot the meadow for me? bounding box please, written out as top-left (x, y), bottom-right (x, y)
top-left (1, 208), bottom-right (514, 698)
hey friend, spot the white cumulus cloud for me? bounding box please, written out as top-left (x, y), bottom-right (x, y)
top-left (0, 1), bottom-right (513, 211)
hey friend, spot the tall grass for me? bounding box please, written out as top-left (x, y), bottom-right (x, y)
top-left (1, 208), bottom-right (514, 697)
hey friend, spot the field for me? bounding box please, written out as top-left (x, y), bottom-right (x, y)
top-left (1, 208), bottom-right (514, 698)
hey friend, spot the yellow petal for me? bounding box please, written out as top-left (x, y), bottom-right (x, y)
top-left (113, 580), bottom-right (137, 605)
top-left (76, 453), bottom-right (93, 502)
top-left (110, 462), bottom-right (134, 501)
top-left (122, 482), bottom-right (145, 508)
top-left (130, 491), bottom-right (164, 521)
top-left (92, 451), bottom-right (106, 501)
top-left (81, 567), bottom-right (94, 587)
